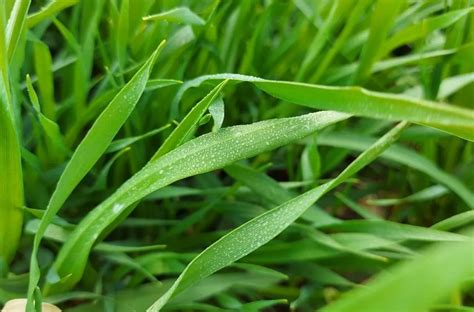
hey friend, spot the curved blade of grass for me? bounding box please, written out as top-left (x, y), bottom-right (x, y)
top-left (25, 74), bottom-right (68, 162)
top-left (106, 124), bottom-right (171, 154)
top-left (171, 74), bottom-right (474, 141)
top-left (320, 220), bottom-right (467, 242)
top-left (380, 8), bottom-right (474, 57)
top-left (147, 122), bottom-right (409, 311)
top-left (253, 80), bottom-right (474, 141)
top-left (26, 41), bottom-right (166, 311)
top-left (316, 131), bottom-right (474, 208)
top-left (152, 80), bottom-right (228, 161)
top-left (26, 0), bottom-right (79, 27)
top-left (145, 79), bottom-right (182, 91)
top-left (143, 7), bottom-right (205, 26)
top-left (368, 184), bottom-right (449, 206)
top-left (5, 0), bottom-right (31, 60)
top-left (89, 147), bottom-right (130, 192)
top-left (320, 231), bottom-right (474, 312)
top-left (432, 211), bottom-right (474, 231)
top-left (44, 111), bottom-right (350, 294)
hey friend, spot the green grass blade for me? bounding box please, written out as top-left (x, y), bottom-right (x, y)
top-left (152, 80), bottom-right (228, 161)
top-left (25, 75), bottom-right (68, 163)
top-left (143, 7), bottom-right (205, 25)
top-left (106, 124), bottom-right (171, 154)
top-left (33, 41), bottom-right (55, 121)
top-left (431, 211), bottom-right (474, 231)
top-left (368, 184), bottom-right (449, 206)
top-left (0, 88), bottom-right (22, 266)
top-left (320, 220), bottom-right (467, 242)
top-left (25, 41), bottom-right (165, 311)
top-left (145, 79), bottom-right (182, 91)
top-left (171, 74), bottom-right (474, 141)
top-left (44, 111), bottom-right (349, 294)
top-left (253, 80), bottom-right (474, 141)
top-left (5, 0), bottom-right (31, 60)
top-left (0, 5), bottom-right (23, 265)
top-left (26, 0), bottom-right (79, 27)
top-left (320, 231), bottom-right (474, 312)
top-left (147, 122), bottom-right (409, 310)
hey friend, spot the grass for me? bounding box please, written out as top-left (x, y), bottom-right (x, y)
top-left (0, 0), bottom-right (473, 311)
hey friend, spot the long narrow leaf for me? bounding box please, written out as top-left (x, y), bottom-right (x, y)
top-left (148, 122), bottom-right (409, 310)
top-left (44, 111), bottom-right (350, 294)
top-left (170, 74), bottom-right (474, 141)
top-left (26, 41), bottom-right (166, 311)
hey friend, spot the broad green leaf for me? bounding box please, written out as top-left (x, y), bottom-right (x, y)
top-left (44, 111), bottom-right (349, 294)
top-left (26, 41), bottom-right (166, 311)
top-left (147, 122), bottom-right (409, 310)
top-left (143, 7), bottom-right (205, 26)
top-left (171, 74), bottom-right (474, 141)
top-left (320, 232), bottom-right (474, 312)
top-left (253, 80), bottom-right (474, 141)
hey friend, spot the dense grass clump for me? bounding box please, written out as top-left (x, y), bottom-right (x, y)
top-left (1, 0), bottom-right (473, 311)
